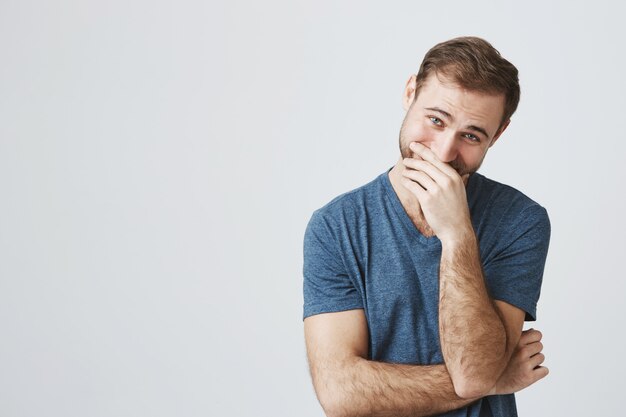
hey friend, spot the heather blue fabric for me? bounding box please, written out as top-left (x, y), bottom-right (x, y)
top-left (302, 167), bottom-right (551, 417)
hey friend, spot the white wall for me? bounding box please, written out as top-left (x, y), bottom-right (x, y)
top-left (1, 0), bottom-right (624, 416)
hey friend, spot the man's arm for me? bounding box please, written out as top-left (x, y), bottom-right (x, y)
top-left (438, 233), bottom-right (525, 398)
top-left (304, 309), bottom-right (480, 417)
top-left (400, 142), bottom-right (542, 398)
top-left (304, 309), bottom-right (548, 417)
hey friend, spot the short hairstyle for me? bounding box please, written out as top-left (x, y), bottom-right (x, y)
top-left (414, 36), bottom-right (520, 130)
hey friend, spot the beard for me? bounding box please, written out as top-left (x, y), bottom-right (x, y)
top-left (448, 157), bottom-right (476, 177)
top-left (398, 120), bottom-right (481, 178)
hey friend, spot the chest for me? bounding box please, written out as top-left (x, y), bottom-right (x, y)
top-left (344, 230), bottom-right (445, 364)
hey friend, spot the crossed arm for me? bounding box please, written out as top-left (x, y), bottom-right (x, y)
top-left (305, 309), bottom-right (480, 417)
top-left (304, 234), bottom-right (538, 417)
top-left (305, 295), bottom-right (523, 417)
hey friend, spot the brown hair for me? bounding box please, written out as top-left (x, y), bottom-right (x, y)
top-left (414, 36), bottom-right (520, 130)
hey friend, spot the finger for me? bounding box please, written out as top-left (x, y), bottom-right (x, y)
top-left (401, 177), bottom-right (428, 200)
top-left (520, 329), bottom-right (542, 345)
top-left (524, 341), bottom-right (543, 357)
top-left (532, 366), bottom-right (549, 380)
top-left (402, 168), bottom-right (437, 191)
top-left (409, 142), bottom-right (459, 178)
top-left (403, 158), bottom-right (450, 185)
top-left (529, 352), bottom-right (546, 368)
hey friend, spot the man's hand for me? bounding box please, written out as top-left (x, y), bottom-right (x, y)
top-left (492, 328), bottom-right (549, 395)
top-left (400, 141), bottom-right (472, 242)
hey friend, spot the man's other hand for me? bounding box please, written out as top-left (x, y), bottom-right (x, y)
top-left (493, 328), bottom-right (549, 395)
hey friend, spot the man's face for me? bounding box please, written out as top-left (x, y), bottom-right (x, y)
top-left (399, 72), bottom-right (508, 177)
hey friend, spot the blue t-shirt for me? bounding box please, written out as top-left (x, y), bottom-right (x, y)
top-left (302, 167), bottom-right (551, 417)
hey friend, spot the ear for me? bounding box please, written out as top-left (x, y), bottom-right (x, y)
top-left (402, 74), bottom-right (417, 112)
top-left (489, 119), bottom-right (510, 148)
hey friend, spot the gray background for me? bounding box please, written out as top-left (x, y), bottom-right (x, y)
top-left (1, 0), bottom-right (624, 416)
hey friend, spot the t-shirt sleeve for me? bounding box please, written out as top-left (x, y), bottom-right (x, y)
top-left (302, 210), bottom-right (363, 320)
top-left (482, 205), bottom-right (551, 321)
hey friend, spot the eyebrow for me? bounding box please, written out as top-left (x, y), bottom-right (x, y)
top-left (424, 107), bottom-right (491, 139)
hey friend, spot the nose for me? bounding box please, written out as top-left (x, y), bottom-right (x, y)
top-left (431, 132), bottom-right (458, 163)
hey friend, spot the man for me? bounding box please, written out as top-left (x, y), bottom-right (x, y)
top-left (302, 37), bottom-right (551, 417)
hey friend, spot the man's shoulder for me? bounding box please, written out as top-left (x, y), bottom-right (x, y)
top-left (472, 172), bottom-right (547, 215)
top-left (472, 172), bottom-right (550, 236)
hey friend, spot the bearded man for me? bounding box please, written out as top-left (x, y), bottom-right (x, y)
top-left (302, 36), bottom-right (551, 417)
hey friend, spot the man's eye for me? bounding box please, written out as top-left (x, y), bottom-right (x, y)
top-left (429, 117), bottom-right (443, 126)
top-left (464, 133), bottom-right (480, 142)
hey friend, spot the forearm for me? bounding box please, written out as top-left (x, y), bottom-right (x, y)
top-left (315, 356), bottom-right (479, 417)
top-left (438, 230), bottom-right (507, 397)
